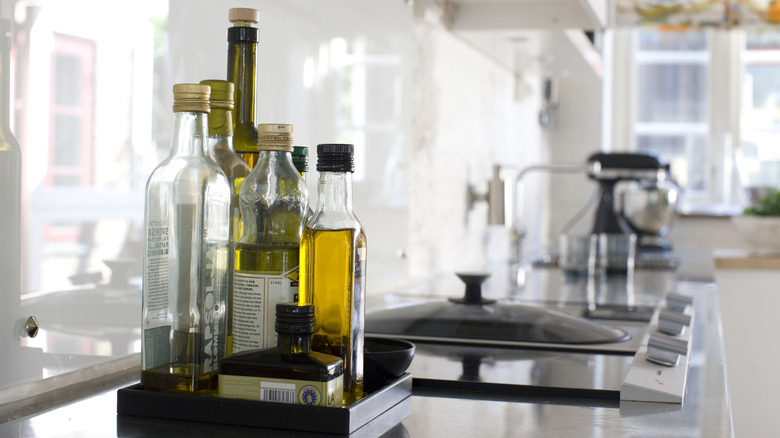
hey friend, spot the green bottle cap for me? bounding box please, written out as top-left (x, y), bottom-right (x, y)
top-left (292, 146), bottom-right (309, 173)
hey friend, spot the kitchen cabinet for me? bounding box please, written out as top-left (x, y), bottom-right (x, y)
top-left (714, 253), bottom-right (780, 438)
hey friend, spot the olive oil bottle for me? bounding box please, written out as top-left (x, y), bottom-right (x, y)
top-left (219, 303), bottom-right (344, 406)
top-left (226, 8), bottom-right (259, 168)
top-left (141, 84), bottom-right (230, 393)
top-left (232, 124), bottom-right (308, 353)
top-left (299, 144), bottom-right (367, 405)
top-left (199, 79), bottom-right (250, 356)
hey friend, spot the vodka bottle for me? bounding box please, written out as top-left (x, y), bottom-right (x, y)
top-left (299, 144), bottom-right (367, 405)
top-left (232, 124), bottom-right (308, 353)
top-left (141, 84), bottom-right (231, 393)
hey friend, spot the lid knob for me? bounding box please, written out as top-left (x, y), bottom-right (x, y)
top-left (449, 272), bottom-right (496, 305)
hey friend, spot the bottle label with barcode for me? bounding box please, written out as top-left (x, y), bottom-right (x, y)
top-left (218, 374), bottom-right (343, 407)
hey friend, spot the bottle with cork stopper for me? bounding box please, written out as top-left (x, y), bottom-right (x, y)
top-left (226, 7), bottom-right (260, 168)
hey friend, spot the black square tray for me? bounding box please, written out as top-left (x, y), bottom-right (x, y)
top-left (116, 373), bottom-right (412, 435)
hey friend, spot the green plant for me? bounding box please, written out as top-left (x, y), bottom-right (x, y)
top-left (744, 190), bottom-right (780, 216)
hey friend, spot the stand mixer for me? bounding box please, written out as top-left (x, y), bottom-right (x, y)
top-left (587, 152), bottom-right (678, 260)
top-left (475, 151), bottom-right (679, 278)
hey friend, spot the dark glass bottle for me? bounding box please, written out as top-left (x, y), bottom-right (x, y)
top-left (293, 145), bottom-right (313, 223)
top-left (292, 146), bottom-right (309, 179)
top-left (219, 303), bottom-right (344, 406)
top-left (226, 8), bottom-right (259, 168)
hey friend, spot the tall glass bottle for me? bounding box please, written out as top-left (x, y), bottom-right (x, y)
top-left (200, 79), bottom-right (250, 355)
top-left (226, 8), bottom-right (259, 168)
top-left (299, 144), bottom-right (367, 405)
top-left (0, 18), bottom-right (24, 386)
top-left (141, 84), bottom-right (231, 393)
top-left (232, 124), bottom-right (308, 353)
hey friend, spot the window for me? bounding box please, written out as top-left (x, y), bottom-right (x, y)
top-left (611, 28), bottom-right (780, 214)
top-left (47, 34), bottom-right (94, 187)
top-left (632, 30), bottom-right (710, 200)
top-left (739, 33), bottom-right (780, 203)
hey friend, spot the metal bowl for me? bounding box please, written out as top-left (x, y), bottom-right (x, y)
top-left (364, 337), bottom-right (415, 390)
top-left (619, 180), bottom-right (678, 236)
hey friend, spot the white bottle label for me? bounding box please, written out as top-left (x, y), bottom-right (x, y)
top-left (144, 220), bottom-right (170, 328)
top-left (232, 270), bottom-right (298, 353)
top-left (143, 219), bottom-right (171, 369)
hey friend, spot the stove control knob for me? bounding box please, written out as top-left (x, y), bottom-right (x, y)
top-left (646, 346), bottom-right (680, 367)
top-left (648, 333), bottom-right (689, 356)
top-left (658, 308), bottom-right (692, 336)
top-left (666, 292), bottom-right (693, 312)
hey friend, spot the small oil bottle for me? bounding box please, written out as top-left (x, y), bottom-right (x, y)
top-left (299, 144), bottom-right (367, 405)
top-left (218, 303), bottom-right (344, 406)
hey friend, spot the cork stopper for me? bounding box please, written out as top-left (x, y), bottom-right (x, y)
top-left (257, 124), bottom-right (294, 152)
top-left (229, 8), bottom-right (259, 27)
top-left (199, 79), bottom-right (234, 110)
top-left (172, 83), bottom-right (210, 113)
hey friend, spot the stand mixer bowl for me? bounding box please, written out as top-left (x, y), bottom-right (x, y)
top-left (620, 180), bottom-right (678, 238)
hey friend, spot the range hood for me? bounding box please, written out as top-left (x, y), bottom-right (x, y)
top-left (444, 0), bottom-right (607, 31)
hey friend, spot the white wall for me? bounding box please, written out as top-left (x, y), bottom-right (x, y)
top-left (406, 10), bottom-right (546, 280)
top-left (163, 1), bottom-right (608, 292)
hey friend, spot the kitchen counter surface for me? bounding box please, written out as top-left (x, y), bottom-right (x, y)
top-left (0, 257), bottom-right (732, 437)
top-left (713, 248), bottom-right (780, 270)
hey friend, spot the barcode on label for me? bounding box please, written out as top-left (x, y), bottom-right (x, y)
top-left (260, 388), bottom-right (295, 404)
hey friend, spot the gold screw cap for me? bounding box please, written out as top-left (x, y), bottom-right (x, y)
top-left (173, 83), bottom-right (210, 113)
top-left (229, 8), bottom-right (259, 27)
top-left (257, 124), bottom-right (294, 152)
top-left (199, 79), bottom-right (234, 110)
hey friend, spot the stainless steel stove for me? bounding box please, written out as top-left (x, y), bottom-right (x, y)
top-left (366, 265), bottom-right (698, 405)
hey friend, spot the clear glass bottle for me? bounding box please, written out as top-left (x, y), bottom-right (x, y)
top-left (218, 303), bottom-right (344, 406)
top-left (226, 8), bottom-right (259, 168)
top-left (0, 18), bottom-right (23, 380)
top-left (232, 124), bottom-right (308, 353)
top-left (299, 143), bottom-right (367, 405)
top-left (141, 83), bottom-right (231, 393)
top-left (200, 79), bottom-right (251, 355)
